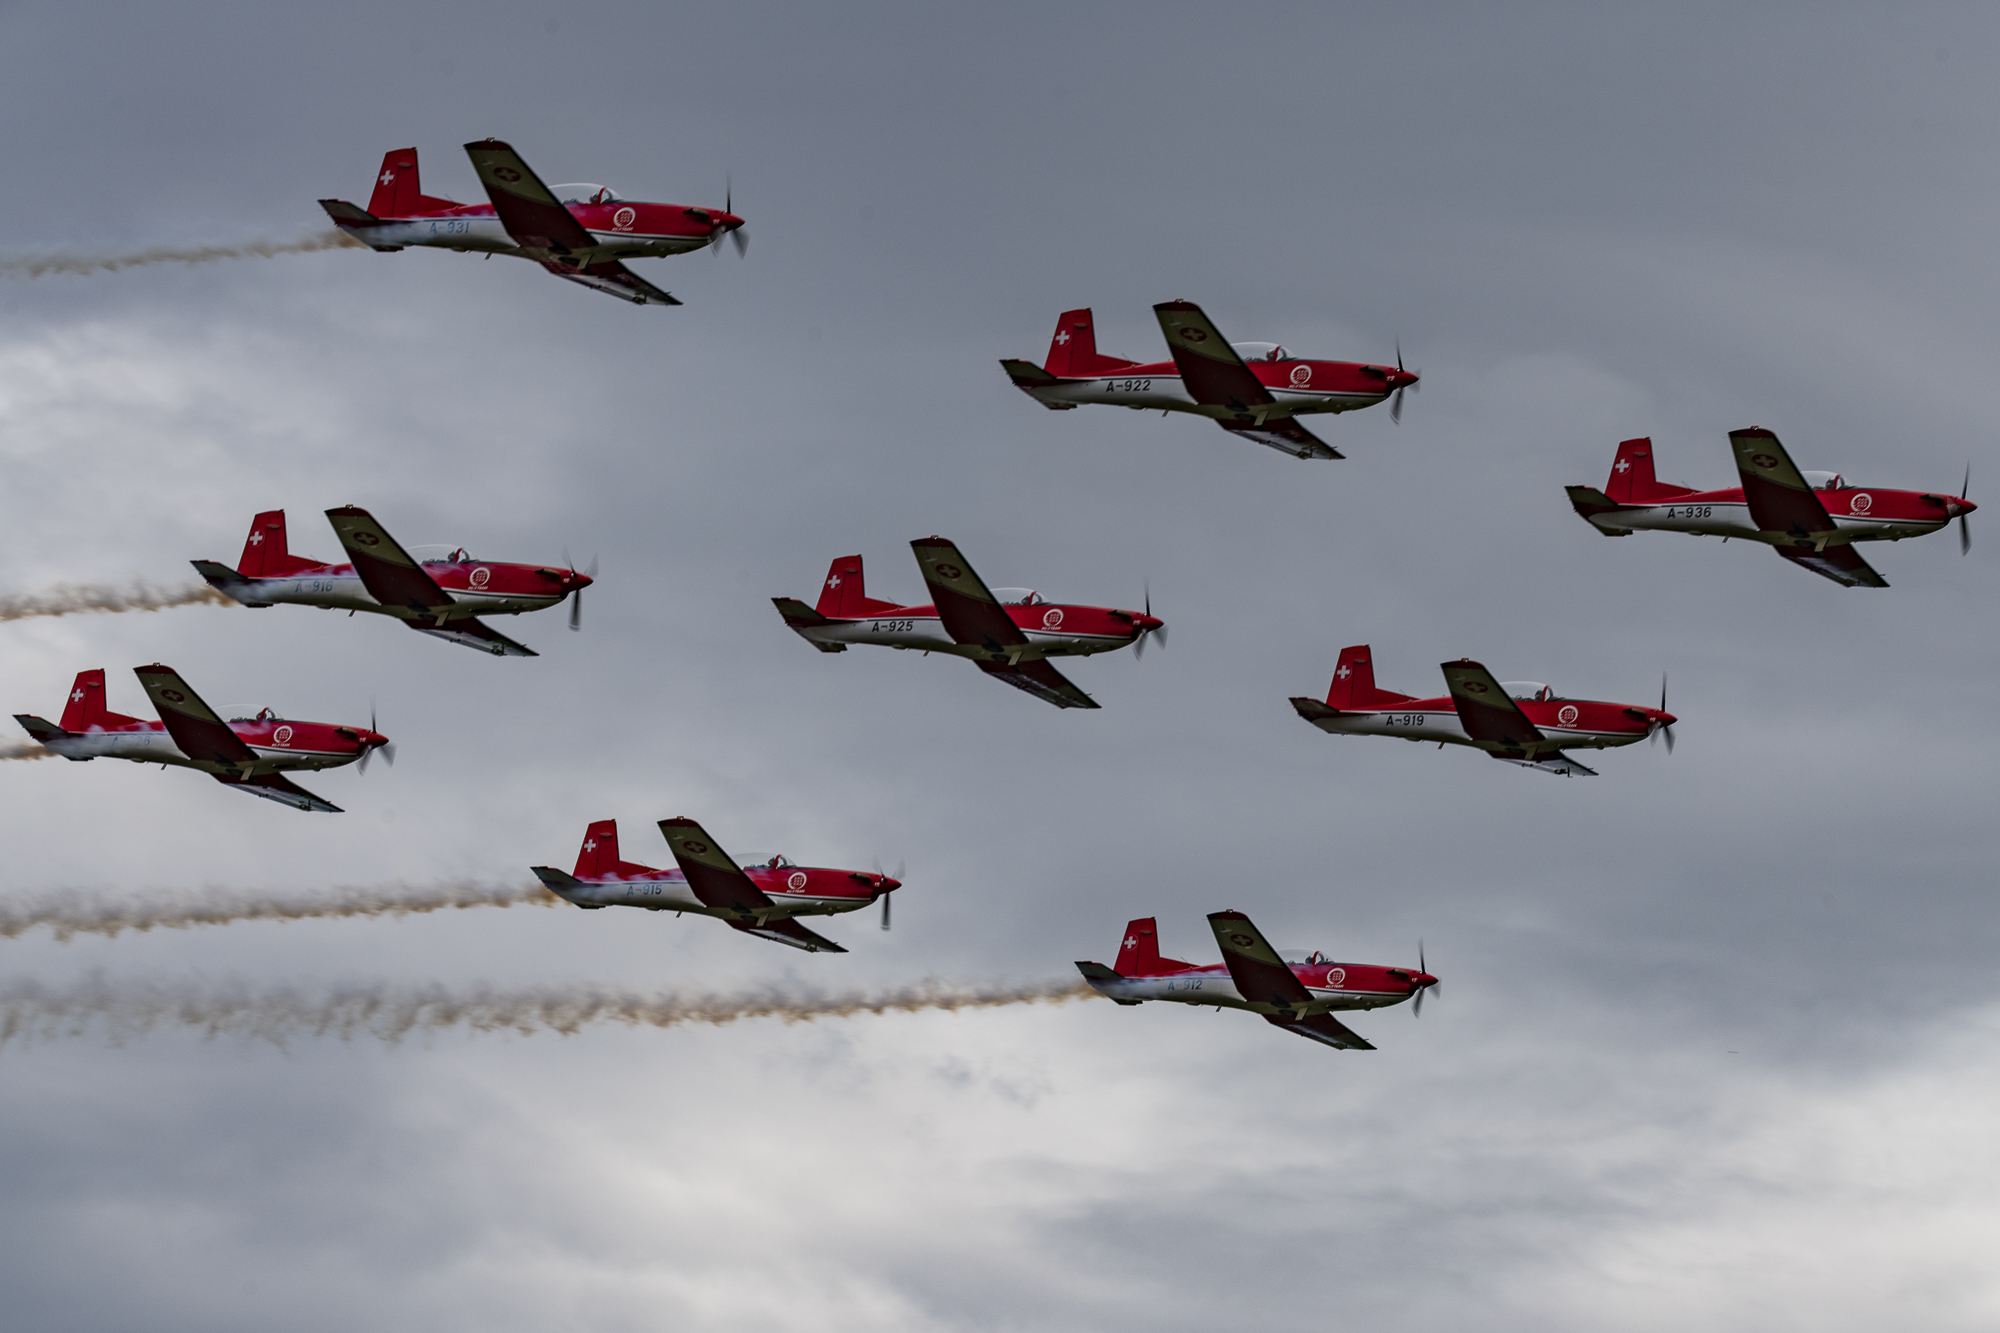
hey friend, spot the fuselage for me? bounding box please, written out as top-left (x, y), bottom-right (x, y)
top-left (1307, 693), bottom-right (1668, 753)
top-left (795, 598), bottom-right (1153, 661)
top-left (219, 558), bottom-right (585, 621)
top-left (546, 862), bottom-right (889, 922)
top-left (344, 198), bottom-right (732, 262)
top-left (1588, 483), bottom-right (1957, 546)
top-left (1023, 357), bottom-right (1396, 419)
top-left (36, 715), bottom-right (384, 774)
top-left (1087, 959), bottom-right (1426, 1016)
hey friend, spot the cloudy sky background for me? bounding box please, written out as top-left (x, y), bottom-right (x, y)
top-left (3, 2), bottom-right (1999, 1328)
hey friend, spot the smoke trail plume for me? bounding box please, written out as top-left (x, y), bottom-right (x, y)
top-left (0, 977), bottom-right (1096, 1049)
top-left (0, 230), bottom-right (366, 279)
top-left (0, 881), bottom-right (557, 942)
top-left (1, 741), bottom-right (55, 762)
top-left (0, 580), bottom-right (235, 623)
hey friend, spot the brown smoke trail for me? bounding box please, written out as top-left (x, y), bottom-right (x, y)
top-left (1, 741), bottom-right (56, 762)
top-left (0, 230), bottom-right (366, 279)
top-left (0, 581), bottom-right (235, 623)
top-left (0, 881), bottom-right (557, 942)
top-left (0, 977), bottom-right (1097, 1049)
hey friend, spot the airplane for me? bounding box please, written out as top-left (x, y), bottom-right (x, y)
top-left (11, 666), bottom-right (391, 812)
top-left (530, 817), bottom-right (901, 953)
top-left (319, 140), bottom-right (746, 305)
top-left (1566, 429), bottom-right (1975, 588)
top-left (999, 301), bottom-right (1419, 459)
top-left (772, 537), bottom-right (1165, 709)
top-left (1290, 646), bottom-right (1676, 776)
top-left (1075, 911), bottom-right (1438, 1051)
top-left (193, 507), bottom-right (593, 657)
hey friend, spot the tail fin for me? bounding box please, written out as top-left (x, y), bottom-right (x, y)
top-left (1325, 645), bottom-right (1414, 709)
top-left (235, 511), bottom-right (321, 578)
top-left (813, 556), bottom-right (902, 618)
top-left (58, 669), bottom-right (141, 732)
top-left (1044, 309), bottom-right (1137, 377)
top-left (573, 820), bottom-right (623, 879)
top-left (1606, 437), bottom-right (1693, 503)
top-left (1114, 917), bottom-right (1198, 977)
top-left (364, 148), bottom-right (458, 218)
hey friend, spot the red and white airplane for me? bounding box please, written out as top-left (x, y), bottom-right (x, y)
top-left (773, 537), bottom-right (1165, 709)
top-left (1000, 302), bottom-right (1419, 459)
top-left (1290, 646), bottom-right (1676, 777)
top-left (193, 507), bottom-right (592, 657)
top-left (1566, 429), bottom-right (1975, 588)
top-left (12, 666), bottom-right (391, 812)
top-left (530, 817), bottom-right (901, 953)
top-left (320, 140), bottom-right (746, 305)
top-left (1076, 912), bottom-right (1438, 1051)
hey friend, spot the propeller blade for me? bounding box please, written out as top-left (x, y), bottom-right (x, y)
top-left (569, 588), bottom-right (583, 632)
top-left (1662, 724), bottom-right (1674, 756)
top-left (881, 893), bottom-right (891, 931)
top-left (1961, 514), bottom-right (1972, 556)
top-left (1391, 386), bottom-right (1405, 424)
top-left (731, 227), bottom-right (749, 257)
top-left (357, 746), bottom-right (371, 775)
top-left (894, 857), bottom-right (905, 881)
top-left (1413, 986), bottom-right (1424, 1017)
top-left (1395, 339), bottom-right (1404, 373)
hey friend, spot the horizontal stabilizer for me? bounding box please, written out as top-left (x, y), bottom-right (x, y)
top-left (190, 560), bottom-right (269, 604)
top-left (319, 199), bottom-right (381, 227)
top-left (1564, 486), bottom-right (1630, 528)
top-left (213, 770), bottom-right (342, 813)
top-left (771, 597), bottom-right (830, 626)
top-left (1290, 696), bottom-right (1345, 722)
top-left (529, 866), bottom-right (581, 892)
top-left (999, 358), bottom-right (1063, 388)
top-left (13, 714), bottom-right (68, 745)
top-left (728, 917), bottom-right (847, 953)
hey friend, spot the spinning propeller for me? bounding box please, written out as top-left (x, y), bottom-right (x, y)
top-left (1649, 673), bottom-right (1676, 754)
top-left (1132, 584), bottom-right (1169, 660)
top-left (1390, 340), bottom-right (1421, 425)
top-left (563, 549), bottom-right (598, 632)
top-left (874, 855), bottom-right (905, 931)
top-left (1412, 939), bottom-right (1438, 1017)
top-left (1959, 463), bottom-right (1973, 556)
top-left (711, 176), bottom-right (749, 257)
top-left (356, 700), bottom-right (396, 774)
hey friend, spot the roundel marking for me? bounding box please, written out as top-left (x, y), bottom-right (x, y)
top-left (1325, 967), bottom-right (1346, 987)
top-left (1558, 704), bottom-right (1579, 726)
top-left (470, 567), bottom-right (492, 588)
top-left (1289, 364), bottom-right (1312, 387)
top-left (1849, 492), bottom-right (1873, 514)
top-left (1180, 328), bottom-right (1208, 343)
top-left (353, 531), bottom-right (380, 547)
top-left (787, 871), bottom-right (808, 891)
top-left (1751, 452), bottom-right (1779, 469)
top-left (160, 689), bottom-right (186, 704)
top-left (613, 206), bottom-right (637, 229)
top-left (681, 840), bottom-right (709, 855)
top-left (935, 562), bottom-right (962, 580)
top-left (1228, 933), bottom-right (1255, 948)
top-left (273, 725), bottom-right (294, 745)
top-left (493, 166), bottom-right (522, 183)
top-left (1463, 681), bottom-right (1489, 694)
top-left (1042, 607), bottom-right (1064, 629)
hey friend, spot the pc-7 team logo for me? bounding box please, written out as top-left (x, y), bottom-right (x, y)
top-left (613, 206), bottom-right (637, 229)
top-left (1323, 967), bottom-right (1345, 988)
top-left (1289, 365), bottom-right (1312, 387)
top-left (1042, 608), bottom-right (1064, 629)
top-left (469, 567), bottom-right (492, 588)
top-left (273, 725), bottom-right (293, 746)
top-left (787, 871), bottom-right (807, 891)
top-left (1557, 705), bottom-right (1579, 726)
top-left (1849, 493), bottom-right (1873, 514)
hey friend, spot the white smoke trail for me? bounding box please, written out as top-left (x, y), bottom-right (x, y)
top-left (0, 230), bottom-right (366, 279)
top-left (1, 741), bottom-right (56, 762)
top-left (0, 976), bottom-right (1096, 1049)
top-left (0, 581), bottom-right (235, 623)
top-left (0, 881), bottom-right (557, 942)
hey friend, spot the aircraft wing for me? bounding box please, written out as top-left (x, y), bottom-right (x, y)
top-left (909, 537), bottom-right (1029, 653)
top-left (727, 918), bottom-right (848, 954)
top-left (1730, 428), bottom-right (1839, 538)
top-left (1776, 544), bottom-right (1889, 588)
top-left (1265, 1012), bottom-right (1376, 1051)
top-left (1439, 660), bottom-right (1549, 753)
top-left (657, 817), bottom-right (778, 921)
top-left (1490, 751), bottom-right (1598, 777)
top-left (1207, 910), bottom-right (1316, 1016)
top-left (976, 659), bottom-right (1099, 710)
top-left (462, 139), bottom-right (598, 255)
top-left (324, 507), bottom-right (454, 616)
top-left (1153, 302), bottom-right (1275, 411)
top-left (132, 664), bottom-right (259, 773)
top-left (1219, 417), bottom-right (1343, 460)
top-left (405, 617), bottom-right (539, 657)
top-left (213, 770), bottom-right (341, 813)
top-left (543, 258), bottom-right (681, 306)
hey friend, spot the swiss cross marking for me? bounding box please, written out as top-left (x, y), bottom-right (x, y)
top-left (1614, 458), bottom-right (1631, 473)
top-left (584, 840), bottom-right (597, 853)
top-left (826, 574), bottom-right (841, 589)
top-left (1335, 664), bottom-right (1351, 679)
top-left (379, 169), bottom-right (395, 186)
top-left (1055, 329), bottom-right (1071, 345)
top-left (71, 688), bottom-right (85, 702)
top-left (249, 530), bottom-right (264, 545)
top-left (1124, 935), bottom-right (1137, 950)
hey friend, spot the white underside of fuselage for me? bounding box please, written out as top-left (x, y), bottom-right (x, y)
top-left (1309, 711), bottom-right (1640, 752)
top-left (37, 730), bottom-right (356, 773)
top-left (1590, 501), bottom-right (1945, 543)
top-left (346, 218), bottom-right (710, 260)
top-left (1086, 971), bottom-right (1406, 1015)
top-left (1025, 376), bottom-right (1383, 418)
top-left (796, 616), bottom-right (1129, 660)
top-left (550, 877), bottom-right (864, 921)
top-left (227, 576), bottom-right (562, 620)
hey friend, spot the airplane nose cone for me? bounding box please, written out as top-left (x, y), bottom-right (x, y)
top-left (1413, 973), bottom-right (1438, 991)
top-left (1394, 369), bottom-right (1420, 390)
top-left (569, 572), bottom-right (595, 590)
top-left (1136, 614), bottom-right (1164, 633)
top-left (1656, 711), bottom-right (1678, 727)
top-left (1958, 498), bottom-right (1978, 516)
top-left (879, 877), bottom-right (901, 893)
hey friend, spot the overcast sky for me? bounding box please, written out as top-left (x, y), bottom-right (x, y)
top-left (3, 2), bottom-right (2000, 1329)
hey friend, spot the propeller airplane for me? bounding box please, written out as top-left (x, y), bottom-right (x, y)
top-left (1291, 646), bottom-right (1677, 777)
top-left (1566, 429), bottom-right (1975, 588)
top-left (530, 818), bottom-right (902, 953)
top-left (1000, 301), bottom-right (1419, 459)
top-left (321, 140), bottom-right (746, 306)
top-left (194, 507), bottom-right (593, 657)
top-left (773, 537), bottom-right (1165, 709)
top-left (12, 666), bottom-right (392, 812)
top-left (1076, 912), bottom-right (1439, 1051)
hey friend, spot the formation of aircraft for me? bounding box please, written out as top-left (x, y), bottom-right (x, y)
top-left (12, 666), bottom-right (390, 812)
top-left (530, 817), bottom-right (901, 953)
top-left (1000, 301), bottom-right (1418, 459)
top-left (1567, 428), bottom-right (1975, 588)
top-left (773, 537), bottom-right (1164, 709)
top-left (1076, 912), bottom-right (1438, 1050)
top-left (320, 140), bottom-right (745, 305)
top-left (193, 507), bottom-right (592, 657)
top-left (1290, 645), bottom-right (1675, 777)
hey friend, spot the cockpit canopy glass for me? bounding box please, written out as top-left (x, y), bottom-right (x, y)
top-left (553, 184), bottom-right (622, 204)
top-left (743, 855), bottom-right (795, 870)
top-left (406, 544), bottom-right (473, 565)
top-left (1499, 681), bottom-right (1561, 701)
top-left (1801, 470), bottom-right (1846, 491)
top-left (989, 588), bottom-right (1044, 605)
top-left (1229, 341), bottom-right (1294, 362)
top-left (1278, 949), bottom-right (1331, 964)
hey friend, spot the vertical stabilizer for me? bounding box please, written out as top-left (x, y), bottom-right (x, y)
top-left (816, 556), bottom-right (867, 617)
top-left (1114, 917), bottom-right (1197, 977)
top-left (1326, 645), bottom-right (1413, 708)
top-left (368, 149), bottom-right (421, 217)
top-left (1044, 308), bottom-right (1137, 376)
top-left (574, 820), bottom-right (623, 879)
top-left (59, 669), bottom-right (140, 732)
top-left (1606, 437), bottom-right (1693, 502)
top-left (236, 511), bottom-right (321, 578)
